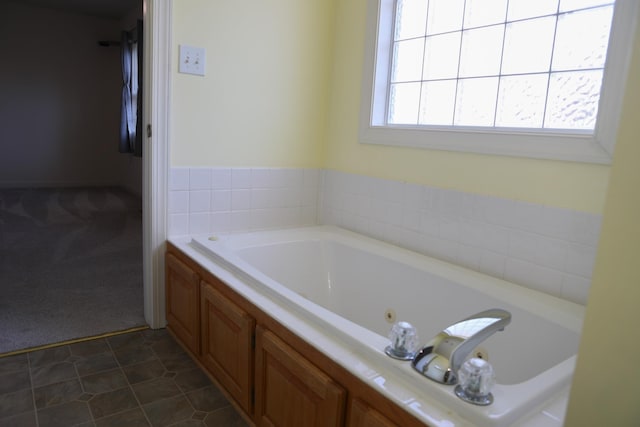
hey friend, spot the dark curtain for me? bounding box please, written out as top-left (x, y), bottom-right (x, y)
top-left (119, 20), bottom-right (143, 157)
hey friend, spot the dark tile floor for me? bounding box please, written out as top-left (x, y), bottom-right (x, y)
top-left (0, 329), bottom-right (249, 427)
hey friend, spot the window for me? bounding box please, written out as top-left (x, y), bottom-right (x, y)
top-left (359, 0), bottom-right (638, 163)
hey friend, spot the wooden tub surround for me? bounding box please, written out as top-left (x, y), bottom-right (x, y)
top-left (165, 242), bottom-right (428, 427)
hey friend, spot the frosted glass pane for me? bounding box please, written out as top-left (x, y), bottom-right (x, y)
top-left (464, 0), bottom-right (508, 28)
top-left (427, 0), bottom-right (464, 35)
top-left (395, 0), bottom-right (428, 40)
top-left (419, 80), bottom-right (457, 125)
top-left (508, 0), bottom-right (559, 21)
top-left (496, 74), bottom-right (548, 128)
top-left (459, 26), bottom-right (504, 78)
top-left (389, 82), bottom-right (421, 124)
top-left (502, 17), bottom-right (555, 74)
top-left (552, 6), bottom-right (613, 71)
top-left (423, 33), bottom-right (461, 80)
top-left (544, 70), bottom-right (603, 130)
top-left (392, 39), bottom-right (425, 83)
top-left (560, 0), bottom-right (613, 12)
top-left (455, 77), bottom-right (499, 127)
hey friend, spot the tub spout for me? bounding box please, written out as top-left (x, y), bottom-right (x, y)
top-left (411, 309), bottom-right (511, 385)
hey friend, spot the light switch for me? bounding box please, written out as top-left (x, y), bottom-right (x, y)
top-left (179, 45), bottom-right (206, 76)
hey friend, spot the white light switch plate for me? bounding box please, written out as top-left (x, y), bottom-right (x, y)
top-left (179, 45), bottom-right (206, 76)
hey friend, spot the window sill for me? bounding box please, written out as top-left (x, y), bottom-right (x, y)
top-left (358, 124), bottom-right (612, 164)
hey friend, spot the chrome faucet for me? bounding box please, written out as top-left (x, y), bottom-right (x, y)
top-left (411, 309), bottom-right (511, 385)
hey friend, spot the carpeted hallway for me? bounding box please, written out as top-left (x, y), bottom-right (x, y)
top-left (0, 187), bottom-right (147, 354)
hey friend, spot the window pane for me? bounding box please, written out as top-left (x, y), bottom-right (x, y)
top-left (502, 17), bottom-right (555, 75)
top-left (545, 70), bottom-right (603, 130)
top-left (459, 25), bottom-right (504, 78)
top-left (395, 0), bottom-right (428, 40)
top-left (508, 0), bottom-right (559, 21)
top-left (496, 74), bottom-right (548, 128)
top-left (552, 6), bottom-right (613, 71)
top-left (560, 0), bottom-right (613, 12)
top-left (389, 82), bottom-right (421, 124)
top-left (419, 80), bottom-right (456, 125)
top-left (423, 32), bottom-right (461, 80)
top-left (464, 0), bottom-right (508, 28)
top-left (426, 0), bottom-right (465, 35)
top-left (455, 77), bottom-right (499, 127)
top-left (392, 38), bottom-right (425, 83)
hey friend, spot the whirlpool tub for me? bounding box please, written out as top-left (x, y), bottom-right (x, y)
top-left (186, 225), bottom-right (584, 427)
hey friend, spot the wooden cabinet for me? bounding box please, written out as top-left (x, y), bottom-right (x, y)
top-left (348, 399), bottom-right (399, 427)
top-left (201, 280), bottom-right (254, 414)
top-left (255, 325), bottom-right (346, 427)
top-left (165, 245), bottom-right (427, 427)
top-left (166, 253), bottom-right (200, 355)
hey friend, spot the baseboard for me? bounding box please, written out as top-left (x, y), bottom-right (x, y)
top-left (0, 181), bottom-right (121, 189)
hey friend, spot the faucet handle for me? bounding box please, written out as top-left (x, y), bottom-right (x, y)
top-left (385, 321), bottom-right (419, 360)
top-left (454, 358), bottom-right (495, 405)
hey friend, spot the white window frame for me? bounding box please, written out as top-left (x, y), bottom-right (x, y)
top-left (359, 0), bottom-right (638, 164)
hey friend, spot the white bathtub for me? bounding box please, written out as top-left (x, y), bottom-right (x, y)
top-left (188, 225), bottom-right (584, 427)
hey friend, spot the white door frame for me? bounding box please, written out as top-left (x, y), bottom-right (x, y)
top-left (142, 0), bottom-right (171, 328)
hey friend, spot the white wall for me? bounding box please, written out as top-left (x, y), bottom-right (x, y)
top-left (0, 1), bottom-right (132, 189)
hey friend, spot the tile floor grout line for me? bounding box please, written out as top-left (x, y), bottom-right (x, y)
top-left (70, 341), bottom-right (95, 427)
top-left (109, 330), bottom-right (155, 427)
top-left (146, 331), bottom-right (201, 427)
top-left (26, 349), bottom-right (41, 427)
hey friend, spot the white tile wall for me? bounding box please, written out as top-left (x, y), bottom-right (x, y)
top-left (168, 167), bottom-right (601, 305)
top-left (169, 167), bottom-right (319, 237)
top-left (319, 170), bottom-right (601, 305)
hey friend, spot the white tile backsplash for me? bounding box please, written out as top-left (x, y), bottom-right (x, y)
top-left (169, 213), bottom-right (189, 236)
top-left (319, 170), bottom-right (601, 304)
top-left (189, 190), bottom-right (210, 213)
top-left (211, 168), bottom-right (232, 189)
top-left (168, 191), bottom-right (189, 214)
top-left (169, 167), bottom-right (319, 237)
top-left (211, 190), bottom-right (232, 212)
top-left (231, 189), bottom-right (251, 211)
top-left (189, 168), bottom-right (211, 190)
top-left (562, 273), bottom-right (591, 305)
top-left (231, 168), bottom-right (252, 189)
top-left (169, 168), bottom-right (189, 190)
top-left (189, 213), bottom-right (210, 234)
top-left (168, 167), bottom-right (601, 305)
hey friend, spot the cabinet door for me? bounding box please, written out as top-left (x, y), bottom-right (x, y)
top-left (348, 398), bottom-right (399, 427)
top-left (166, 253), bottom-right (200, 355)
top-left (255, 326), bottom-right (346, 427)
top-left (201, 282), bottom-right (255, 414)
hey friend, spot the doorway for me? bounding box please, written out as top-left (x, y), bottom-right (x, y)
top-left (0, 0), bottom-right (170, 353)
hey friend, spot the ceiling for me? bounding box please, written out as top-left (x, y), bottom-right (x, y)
top-left (17, 0), bottom-right (139, 19)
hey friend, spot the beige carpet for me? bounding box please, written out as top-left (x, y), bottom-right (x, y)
top-left (0, 187), bottom-right (146, 354)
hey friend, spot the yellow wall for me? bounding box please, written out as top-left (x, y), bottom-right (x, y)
top-left (565, 4), bottom-right (640, 425)
top-left (170, 0), bottom-right (623, 213)
top-left (170, 0), bottom-right (335, 168)
top-left (324, 0), bottom-right (611, 213)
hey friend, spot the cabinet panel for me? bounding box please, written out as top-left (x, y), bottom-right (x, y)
top-left (166, 253), bottom-right (200, 355)
top-left (201, 281), bottom-right (255, 414)
top-left (348, 398), bottom-right (399, 427)
top-left (255, 326), bottom-right (346, 427)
